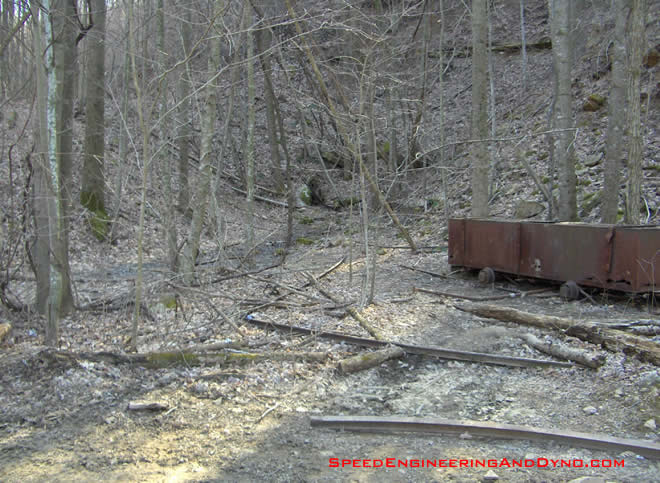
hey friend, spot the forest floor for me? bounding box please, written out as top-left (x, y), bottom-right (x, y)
top-left (1, 197), bottom-right (659, 483)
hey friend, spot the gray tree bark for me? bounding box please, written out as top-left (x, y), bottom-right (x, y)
top-left (32, 8), bottom-right (51, 316)
top-left (156, 0), bottom-right (177, 272)
top-left (245, 9), bottom-right (256, 266)
top-left (601, 0), bottom-right (628, 224)
top-left (625, 0), bottom-right (647, 225)
top-left (470, 0), bottom-right (489, 217)
top-left (549, 0), bottom-right (577, 221)
top-left (81, 0), bottom-right (107, 221)
top-left (519, 0), bottom-right (528, 92)
top-left (176, 8), bottom-right (192, 215)
top-left (255, 27), bottom-right (285, 192)
top-left (42, 0), bottom-right (76, 345)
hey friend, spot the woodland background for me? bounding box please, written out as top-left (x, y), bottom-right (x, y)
top-left (0, 1), bottom-right (659, 481)
top-left (0, 0), bottom-right (658, 344)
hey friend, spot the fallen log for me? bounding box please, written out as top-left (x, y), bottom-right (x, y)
top-left (518, 333), bottom-right (605, 369)
top-left (415, 286), bottom-right (520, 302)
top-left (310, 415), bottom-right (660, 460)
top-left (415, 286), bottom-right (553, 302)
top-left (243, 316), bottom-right (572, 369)
top-left (337, 346), bottom-right (405, 374)
top-left (40, 348), bottom-right (328, 369)
top-left (127, 401), bottom-right (169, 412)
top-left (454, 302), bottom-right (660, 366)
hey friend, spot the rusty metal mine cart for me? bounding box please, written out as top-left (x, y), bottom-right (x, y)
top-left (448, 218), bottom-right (660, 299)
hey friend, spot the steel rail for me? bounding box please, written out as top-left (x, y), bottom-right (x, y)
top-left (243, 317), bottom-right (573, 368)
top-left (310, 415), bottom-right (660, 460)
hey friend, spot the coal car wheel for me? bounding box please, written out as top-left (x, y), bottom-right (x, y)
top-left (478, 267), bottom-right (496, 284)
top-left (560, 281), bottom-right (580, 300)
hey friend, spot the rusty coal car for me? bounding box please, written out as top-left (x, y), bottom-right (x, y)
top-left (448, 218), bottom-right (660, 299)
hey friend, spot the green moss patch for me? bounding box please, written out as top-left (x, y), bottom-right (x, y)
top-left (296, 237), bottom-right (314, 245)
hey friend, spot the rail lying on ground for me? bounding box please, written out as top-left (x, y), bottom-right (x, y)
top-left (311, 415), bottom-right (660, 460)
top-left (243, 316), bottom-right (572, 369)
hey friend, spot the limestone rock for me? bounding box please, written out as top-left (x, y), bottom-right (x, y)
top-left (515, 200), bottom-right (545, 219)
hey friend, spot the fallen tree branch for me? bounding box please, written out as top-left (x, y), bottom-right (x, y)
top-left (337, 346), bottom-right (405, 374)
top-left (309, 415), bottom-right (660, 460)
top-left (518, 333), bottom-right (606, 369)
top-left (127, 401), bottom-right (169, 412)
top-left (305, 272), bottom-right (385, 340)
top-left (40, 348), bottom-right (328, 369)
top-left (416, 287), bottom-right (554, 302)
top-left (243, 316), bottom-right (572, 368)
top-left (0, 281), bottom-right (32, 313)
top-left (415, 286), bottom-right (520, 302)
top-left (205, 262), bottom-right (281, 285)
top-left (244, 257), bottom-right (345, 314)
top-left (224, 182), bottom-right (288, 207)
top-left (255, 402), bottom-right (280, 424)
top-left (399, 265), bottom-right (447, 279)
top-left (454, 302), bottom-right (660, 366)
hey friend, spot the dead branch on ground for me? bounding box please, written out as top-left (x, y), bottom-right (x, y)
top-left (337, 346), bottom-right (406, 374)
top-left (415, 286), bottom-right (549, 302)
top-left (38, 347), bottom-right (329, 369)
top-left (454, 302), bottom-right (660, 366)
top-left (399, 264), bottom-right (447, 278)
top-left (518, 333), bottom-right (606, 368)
top-left (304, 272), bottom-right (386, 340)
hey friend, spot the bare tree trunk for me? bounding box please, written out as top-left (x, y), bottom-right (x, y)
top-left (32, 9), bottom-right (50, 316)
top-left (601, 0), bottom-right (628, 224)
top-left (245, 9), bottom-right (256, 266)
top-left (625, 0), bottom-right (647, 225)
top-left (211, 4), bottom-right (244, 258)
top-left (438, 0), bottom-right (449, 225)
top-left (182, 2), bottom-right (223, 283)
top-left (42, 0), bottom-right (76, 345)
top-left (519, 0), bottom-right (528, 93)
top-left (128, 0), bottom-right (150, 352)
top-left (156, 0), bottom-right (177, 272)
top-left (360, 79), bottom-right (377, 307)
top-left (81, 0), bottom-right (107, 233)
top-left (114, 3), bottom-right (131, 226)
top-left (176, 9), bottom-right (192, 215)
top-left (549, 0), bottom-right (577, 221)
top-left (487, 0), bottom-right (497, 197)
top-left (470, 0), bottom-right (489, 217)
top-left (255, 27), bottom-right (284, 192)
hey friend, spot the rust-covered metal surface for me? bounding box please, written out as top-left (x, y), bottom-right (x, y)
top-left (448, 218), bottom-right (660, 293)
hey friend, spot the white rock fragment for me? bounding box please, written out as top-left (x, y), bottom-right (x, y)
top-left (643, 418), bottom-right (656, 430)
top-left (482, 469), bottom-right (499, 481)
top-left (192, 381), bottom-right (208, 394)
top-left (567, 477), bottom-right (607, 483)
top-left (582, 405), bottom-right (598, 415)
